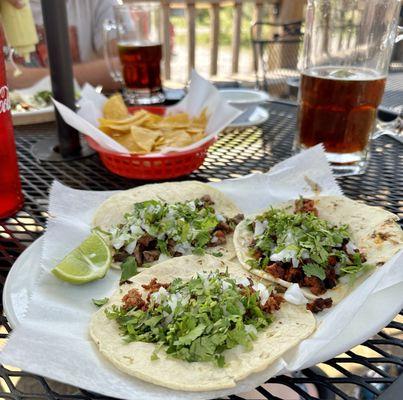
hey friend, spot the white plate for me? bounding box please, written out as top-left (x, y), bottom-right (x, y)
top-left (228, 107), bottom-right (269, 128)
top-left (10, 76), bottom-right (55, 126)
top-left (3, 237), bottom-right (44, 328)
top-left (12, 106), bottom-right (55, 126)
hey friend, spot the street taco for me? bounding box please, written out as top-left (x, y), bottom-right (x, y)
top-left (90, 255), bottom-right (315, 391)
top-left (92, 182), bottom-right (243, 269)
top-left (234, 196), bottom-right (403, 308)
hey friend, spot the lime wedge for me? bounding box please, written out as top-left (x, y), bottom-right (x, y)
top-left (51, 233), bottom-right (111, 284)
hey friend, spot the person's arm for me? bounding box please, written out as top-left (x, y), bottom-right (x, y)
top-left (6, 63), bottom-right (47, 89)
top-left (6, 58), bottom-right (120, 91)
top-left (73, 58), bottom-right (120, 90)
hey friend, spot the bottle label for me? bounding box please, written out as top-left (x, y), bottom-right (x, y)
top-left (0, 86), bottom-right (11, 114)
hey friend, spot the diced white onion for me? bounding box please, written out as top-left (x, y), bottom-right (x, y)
top-left (245, 324), bottom-right (258, 336)
top-left (173, 242), bottom-right (192, 255)
top-left (151, 287), bottom-right (168, 304)
top-left (157, 253), bottom-right (171, 263)
top-left (215, 213), bottom-right (225, 222)
top-left (270, 248), bottom-right (296, 262)
top-left (345, 241), bottom-right (358, 255)
top-left (129, 224), bottom-right (144, 235)
top-left (111, 232), bottom-right (131, 250)
top-left (167, 293), bottom-right (181, 313)
top-left (125, 240), bottom-right (137, 254)
top-left (254, 220), bottom-right (267, 236)
top-left (291, 257), bottom-right (299, 268)
top-left (235, 277), bottom-right (250, 287)
top-left (284, 284), bottom-right (308, 305)
top-left (284, 231), bottom-right (295, 246)
top-left (221, 280), bottom-right (231, 291)
top-left (252, 282), bottom-right (270, 305)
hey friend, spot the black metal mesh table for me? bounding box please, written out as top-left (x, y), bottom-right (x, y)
top-left (383, 72), bottom-right (403, 110)
top-left (1, 101), bottom-right (402, 399)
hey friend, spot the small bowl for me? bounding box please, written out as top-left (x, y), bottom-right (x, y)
top-left (219, 89), bottom-right (270, 123)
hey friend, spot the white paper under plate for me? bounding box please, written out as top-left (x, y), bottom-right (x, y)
top-left (228, 107), bottom-right (269, 128)
top-left (2, 145), bottom-right (403, 400)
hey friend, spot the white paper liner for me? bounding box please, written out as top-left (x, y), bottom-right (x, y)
top-left (1, 145), bottom-right (402, 400)
top-left (53, 70), bottom-right (243, 156)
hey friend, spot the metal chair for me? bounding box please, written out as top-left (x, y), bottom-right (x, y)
top-left (251, 20), bottom-right (303, 98)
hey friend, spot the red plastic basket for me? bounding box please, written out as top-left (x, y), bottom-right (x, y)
top-left (85, 106), bottom-right (216, 180)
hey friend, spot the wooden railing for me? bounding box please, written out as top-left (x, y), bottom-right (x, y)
top-left (154, 0), bottom-right (279, 80)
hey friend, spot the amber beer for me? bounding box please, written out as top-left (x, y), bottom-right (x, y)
top-left (118, 42), bottom-right (162, 92)
top-left (297, 67), bottom-right (386, 154)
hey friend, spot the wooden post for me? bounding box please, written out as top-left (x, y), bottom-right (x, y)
top-left (252, 0), bottom-right (264, 71)
top-left (232, 0), bottom-right (242, 74)
top-left (210, 1), bottom-right (220, 76)
top-left (161, 0), bottom-right (171, 80)
top-left (186, 0), bottom-right (196, 78)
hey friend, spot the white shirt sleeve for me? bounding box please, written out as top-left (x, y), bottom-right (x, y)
top-left (92, 0), bottom-right (118, 55)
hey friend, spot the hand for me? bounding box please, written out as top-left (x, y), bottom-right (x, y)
top-left (4, 0), bottom-right (25, 9)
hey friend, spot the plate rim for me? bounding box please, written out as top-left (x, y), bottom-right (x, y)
top-left (3, 236), bottom-right (44, 328)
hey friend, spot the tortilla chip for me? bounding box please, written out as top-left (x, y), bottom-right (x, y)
top-left (98, 111), bottom-right (149, 127)
top-left (163, 130), bottom-right (193, 147)
top-left (113, 133), bottom-right (147, 154)
top-left (102, 94), bottom-right (129, 120)
top-left (99, 123), bottom-right (132, 133)
top-left (159, 113), bottom-right (191, 128)
top-left (131, 126), bottom-right (161, 152)
top-left (99, 96), bottom-right (209, 153)
top-left (186, 127), bottom-right (204, 135)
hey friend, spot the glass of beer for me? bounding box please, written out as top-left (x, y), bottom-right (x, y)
top-left (294, 0), bottom-right (403, 175)
top-left (104, 3), bottom-right (164, 105)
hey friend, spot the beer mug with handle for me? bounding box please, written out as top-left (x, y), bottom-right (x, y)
top-left (294, 0), bottom-right (403, 176)
top-left (104, 3), bottom-right (165, 105)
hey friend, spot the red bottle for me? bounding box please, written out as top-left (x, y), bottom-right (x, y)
top-left (0, 39), bottom-right (23, 218)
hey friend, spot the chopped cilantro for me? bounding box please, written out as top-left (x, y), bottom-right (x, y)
top-left (302, 263), bottom-right (326, 280)
top-left (107, 198), bottom-right (224, 259)
top-left (120, 256), bottom-right (138, 282)
top-left (212, 251), bottom-right (223, 257)
top-left (92, 297), bottom-right (109, 307)
top-left (106, 271), bottom-right (274, 367)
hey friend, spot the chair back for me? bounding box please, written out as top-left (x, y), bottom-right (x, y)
top-left (251, 20), bottom-right (303, 97)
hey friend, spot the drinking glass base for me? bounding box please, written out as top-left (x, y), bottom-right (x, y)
top-left (123, 88), bottom-right (165, 105)
top-left (325, 151), bottom-right (368, 176)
